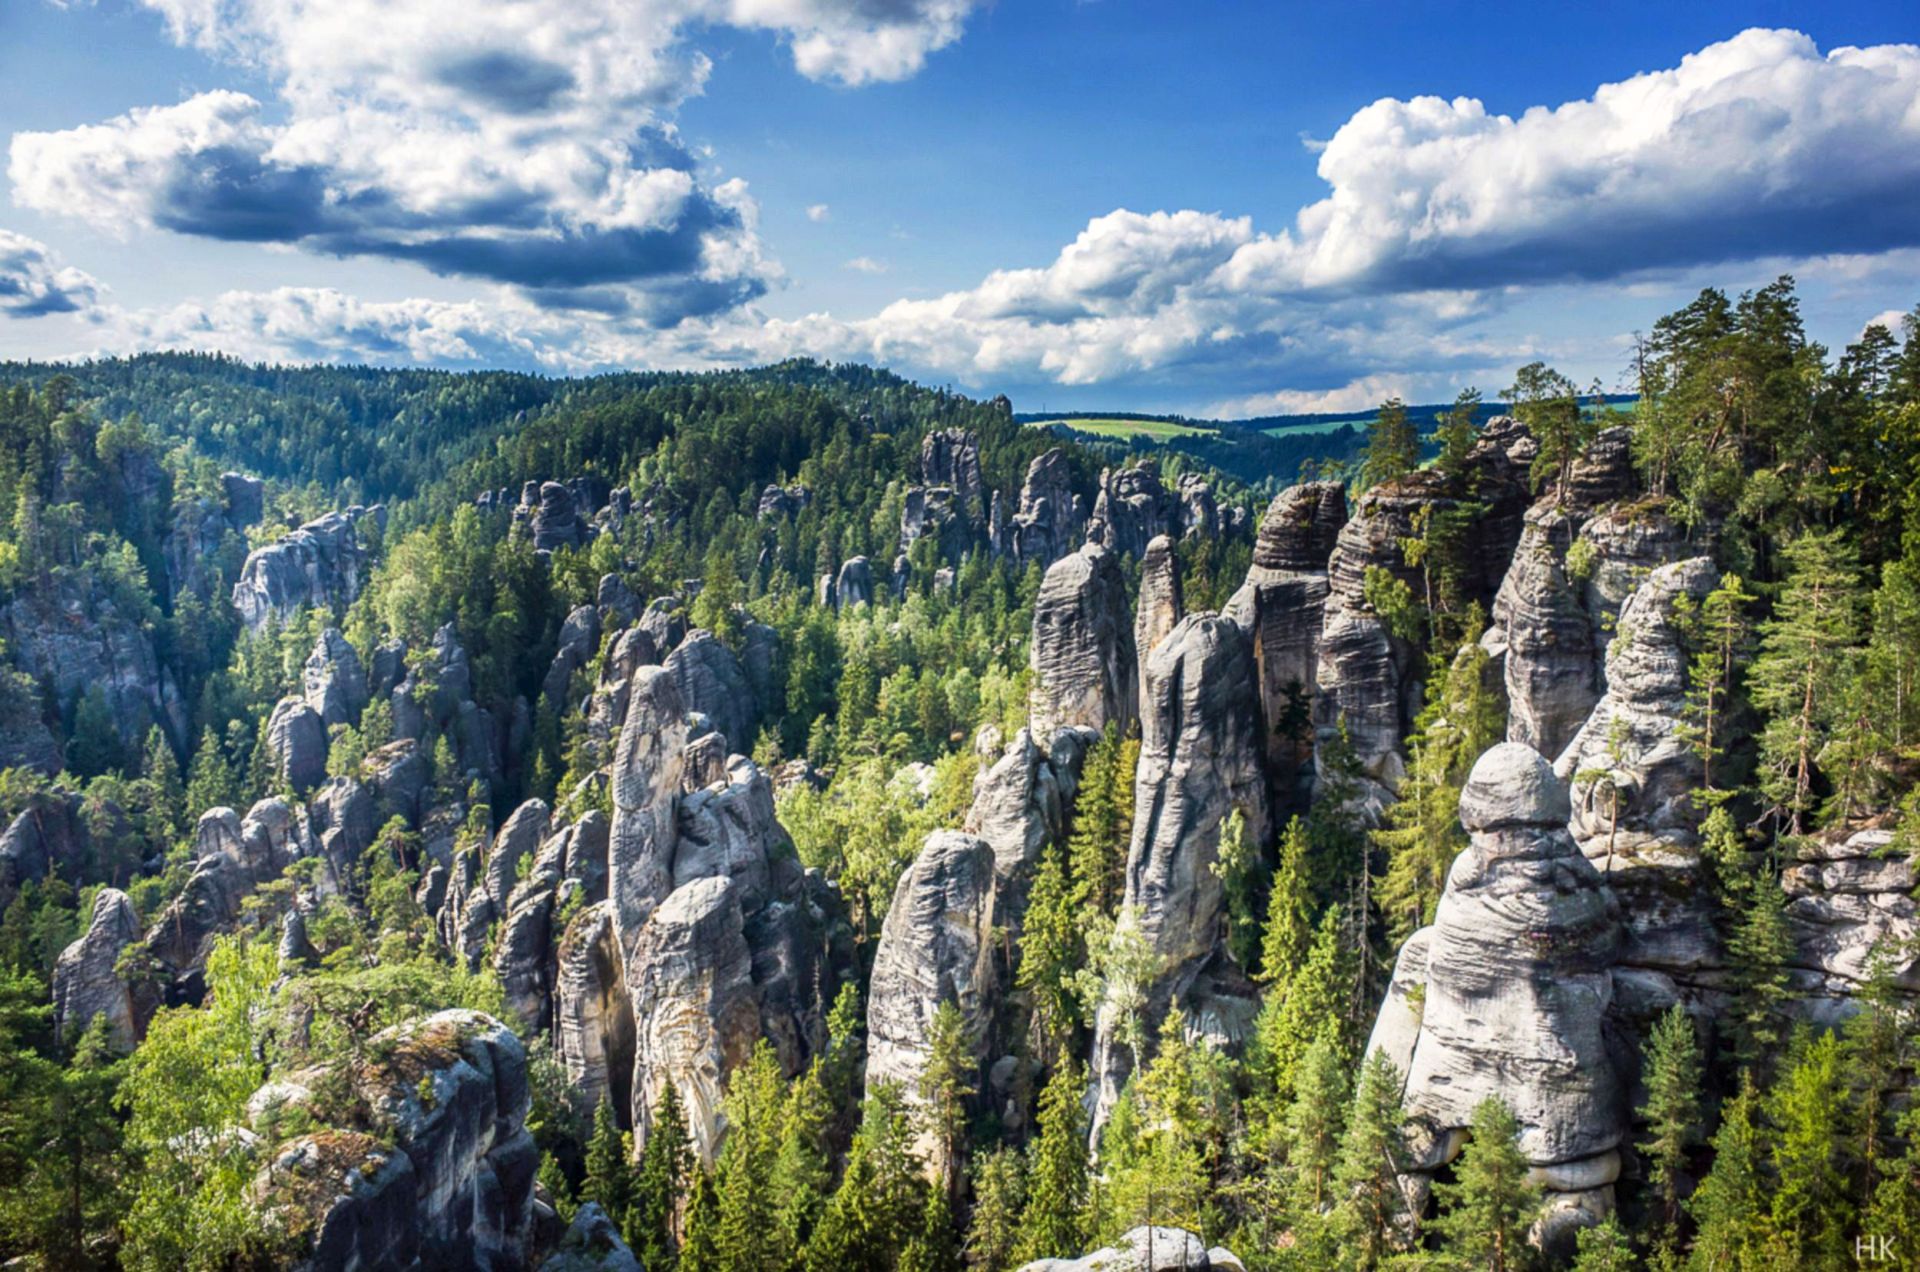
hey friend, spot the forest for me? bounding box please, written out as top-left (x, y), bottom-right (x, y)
top-left (0, 274), bottom-right (1916, 1271)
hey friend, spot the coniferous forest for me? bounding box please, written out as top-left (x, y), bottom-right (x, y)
top-left (0, 277), bottom-right (1918, 1271)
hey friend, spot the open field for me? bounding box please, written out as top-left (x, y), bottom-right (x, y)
top-left (1029, 416), bottom-right (1219, 440)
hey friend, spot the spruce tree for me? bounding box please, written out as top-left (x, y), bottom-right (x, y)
top-left (773, 1061), bottom-right (836, 1267)
top-left (1725, 853), bottom-right (1793, 1075)
top-left (581, 1100), bottom-right (636, 1240)
top-left (1015, 1062), bottom-right (1089, 1264)
top-left (1360, 397), bottom-right (1420, 491)
top-left (1431, 1097), bottom-right (1542, 1272)
top-left (1750, 528), bottom-right (1864, 834)
top-left (716, 1042), bottom-right (786, 1270)
top-left (679, 1168), bottom-right (721, 1272)
top-left (1570, 1214), bottom-right (1635, 1271)
top-left (635, 1082), bottom-right (692, 1271)
top-left (1257, 816), bottom-right (1313, 984)
top-left (185, 726), bottom-right (241, 817)
top-left (964, 1148), bottom-right (1026, 1272)
top-left (1863, 1102), bottom-right (1920, 1267)
top-left (1687, 1071), bottom-right (1767, 1271)
top-left (1253, 906), bottom-right (1350, 1106)
top-left (899, 1185), bottom-right (963, 1272)
top-left (1330, 1050), bottom-right (1409, 1267)
top-left (1016, 841), bottom-right (1082, 1053)
top-left (1636, 1004), bottom-right (1702, 1241)
top-left (920, 1000), bottom-right (977, 1200)
top-left (1767, 1030), bottom-right (1852, 1268)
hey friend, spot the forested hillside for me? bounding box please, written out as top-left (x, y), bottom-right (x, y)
top-left (0, 277), bottom-right (1917, 1271)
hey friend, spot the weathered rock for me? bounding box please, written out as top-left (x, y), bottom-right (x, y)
top-left (1002, 448), bottom-right (1083, 566)
top-left (553, 903), bottom-right (634, 1119)
top-left (488, 799), bottom-right (552, 911)
top-left (0, 791), bottom-right (85, 911)
top-left (1384, 743), bottom-right (1623, 1237)
top-left (542, 605), bottom-right (601, 709)
top-left (222, 471), bottom-right (266, 528)
top-left (540, 1202), bottom-right (641, 1272)
top-left (1784, 827), bottom-right (1919, 1026)
top-left (627, 875), bottom-right (760, 1166)
top-left (865, 830), bottom-right (997, 1170)
top-left (531, 481), bottom-right (585, 551)
top-left (964, 726), bottom-right (1089, 888)
top-left (365, 739), bottom-right (428, 827)
top-left (596, 573), bottom-right (640, 629)
top-left (665, 629), bottom-right (756, 754)
top-left (1029, 544), bottom-right (1136, 739)
top-left (302, 628), bottom-right (369, 728)
top-left (1557, 558), bottom-right (1721, 975)
top-left (232, 508), bottom-right (374, 633)
top-left (266, 697), bottom-right (328, 795)
top-left (1087, 463), bottom-right (1179, 559)
top-left (250, 1010), bottom-right (537, 1270)
top-left (1174, 473), bottom-right (1218, 540)
top-left (54, 887), bottom-right (148, 1049)
top-left (1134, 535), bottom-right (1183, 681)
top-left (835, 556), bottom-right (875, 610)
top-left (1015, 1226), bottom-right (1232, 1271)
top-left (609, 667), bottom-right (689, 945)
top-left (756, 483), bottom-right (811, 522)
top-left (1091, 615), bottom-right (1269, 1134)
top-left (1495, 508), bottom-right (1596, 760)
top-left (636, 599), bottom-right (687, 659)
top-left (920, 428), bottom-right (986, 517)
top-left (1225, 482), bottom-right (1346, 811)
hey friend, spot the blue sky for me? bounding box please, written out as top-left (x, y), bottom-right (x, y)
top-left (3, 1), bottom-right (1919, 415)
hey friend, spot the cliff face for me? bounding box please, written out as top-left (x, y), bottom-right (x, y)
top-left (232, 505), bottom-right (383, 634)
top-left (1028, 543), bottom-right (1137, 740)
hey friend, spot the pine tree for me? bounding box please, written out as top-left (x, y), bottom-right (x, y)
top-left (1687, 1071), bottom-right (1768, 1271)
top-left (64, 685), bottom-right (124, 779)
top-left (716, 1042), bottom-right (786, 1270)
top-left (1066, 724), bottom-right (1133, 916)
top-left (141, 726), bottom-right (185, 840)
top-left (1508, 361), bottom-right (1590, 501)
top-left (635, 1082), bottom-right (692, 1271)
top-left (1675, 572), bottom-right (1755, 798)
top-left (185, 725), bottom-right (240, 815)
top-left (1570, 1214), bottom-right (1636, 1271)
top-left (1253, 906), bottom-right (1351, 1106)
top-left (899, 1185), bottom-right (963, 1272)
top-left (679, 1168), bottom-right (722, 1272)
top-left (964, 1148), bottom-right (1026, 1272)
top-left (1637, 1004), bottom-right (1702, 1242)
top-left (1434, 388), bottom-right (1483, 480)
top-left (1750, 528), bottom-right (1864, 834)
top-left (1015, 1062), bottom-right (1089, 1264)
top-left (1360, 397), bottom-right (1421, 491)
top-left (1863, 1102), bottom-right (1920, 1267)
top-left (1432, 1097), bottom-right (1542, 1272)
top-left (1017, 841), bottom-right (1082, 1054)
top-left (772, 1061), bottom-right (836, 1268)
top-left (1330, 1050), bottom-right (1409, 1267)
top-left (1725, 852), bottom-right (1793, 1076)
top-left (1843, 943), bottom-right (1915, 1212)
top-left (920, 1000), bottom-right (977, 1199)
top-left (1257, 816), bottom-right (1312, 984)
top-left (1280, 1025), bottom-right (1349, 1219)
top-left (582, 1100), bottom-right (636, 1241)
top-left (1767, 1030), bottom-right (1852, 1267)
top-left (806, 1081), bottom-right (927, 1272)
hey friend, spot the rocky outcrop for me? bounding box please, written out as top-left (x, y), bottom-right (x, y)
top-left (250, 1010), bottom-right (537, 1269)
top-left (1134, 536), bottom-right (1183, 685)
top-left (965, 726), bottom-right (1091, 889)
top-left (1785, 827), bottom-right (1919, 1027)
top-left (865, 831), bottom-right (997, 1167)
top-left (834, 556), bottom-right (875, 610)
top-left (1087, 463), bottom-right (1178, 559)
top-left (53, 887), bottom-right (149, 1049)
top-left (542, 605), bottom-right (600, 710)
top-left (999, 448), bottom-right (1083, 567)
top-left (920, 428), bottom-right (986, 518)
top-left (146, 801), bottom-right (314, 1001)
top-left (393, 623), bottom-right (499, 788)
top-left (1225, 482), bottom-right (1345, 811)
top-left (665, 629), bottom-right (757, 754)
top-left (2, 567), bottom-right (189, 759)
top-left (541, 1203), bottom-right (641, 1272)
top-left (1090, 615), bottom-right (1268, 1134)
top-left (1015, 1227), bottom-right (1243, 1271)
top-left (1557, 558), bottom-right (1721, 978)
top-left (1029, 544), bottom-right (1136, 739)
top-left (302, 628), bottom-right (368, 727)
top-left (266, 697), bottom-right (329, 795)
top-left (232, 506), bottom-right (379, 633)
top-left (757, 483), bottom-right (811, 522)
top-left (531, 481), bottom-right (585, 551)
top-left (0, 791), bottom-right (85, 911)
top-left (609, 667), bottom-right (690, 943)
top-left (554, 903), bottom-right (634, 1119)
top-left (1372, 743), bottom-right (1623, 1250)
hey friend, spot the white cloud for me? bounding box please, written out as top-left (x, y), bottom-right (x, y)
top-left (806, 203), bottom-right (831, 222)
top-left (10, 0), bottom-right (980, 318)
top-left (0, 230), bottom-right (104, 318)
top-left (843, 255), bottom-right (887, 274)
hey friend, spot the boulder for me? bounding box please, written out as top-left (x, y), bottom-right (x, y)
top-left (1015, 1226), bottom-right (1232, 1271)
top-left (835, 557), bottom-right (875, 610)
top-left (540, 1202), bottom-right (641, 1272)
top-left (1029, 544), bottom-right (1136, 739)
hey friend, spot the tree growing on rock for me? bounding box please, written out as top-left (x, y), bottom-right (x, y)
top-left (1430, 1096), bottom-right (1542, 1272)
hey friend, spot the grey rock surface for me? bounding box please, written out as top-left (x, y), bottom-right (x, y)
top-left (53, 887), bottom-right (148, 1049)
top-left (266, 697), bottom-right (328, 795)
top-left (302, 628), bottom-right (369, 727)
top-left (232, 507), bottom-right (375, 633)
top-left (1029, 543), bottom-right (1136, 739)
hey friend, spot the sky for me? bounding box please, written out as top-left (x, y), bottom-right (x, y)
top-left (2, 1), bottom-right (1919, 416)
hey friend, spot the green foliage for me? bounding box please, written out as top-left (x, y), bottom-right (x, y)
top-left (1359, 398), bottom-right (1420, 491)
top-left (1329, 1049), bottom-right (1409, 1268)
top-left (964, 1148), bottom-right (1026, 1272)
top-left (635, 1082), bottom-right (693, 1270)
top-left (1015, 1062), bottom-right (1089, 1265)
top-left (1637, 1004), bottom-right (1702, 1244)
top-left (1431, 1096), bottom-right (1543, 1272)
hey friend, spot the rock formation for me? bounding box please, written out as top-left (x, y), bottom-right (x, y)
top-left (1134, 536), bottom-right (1183, 690)
top-left (1367, 743), bottom-right (1624, 1251)
top-left (249, 1010), bottom-right (538, 1269)
top-left (865, 830), bottom-right (997, 1166)
top-left (1090, 614), bottom-right (1268, 1133)
top-left (53, 887), bottom-right (150, 1049)
top-left (664, 629), bottom-right (758, 754)
top-left (1086, 463), bottom-right (1179, 559)
top-left (1225, 481), bottom-right (1345, 811)
top-left (302, 628), bottom-right (369, 727)
top-left (1029, 544), bottom-right (1136, 739)
top-left (1785, 826), bottom-right (1919, 1027)
top-left (998, 448), bottom-right (1084, 567)
top-left (232, 506), bottom-right (380, 633)
top-left (1015, 1227), bottom-right (1244, 1271)
top-left (834, 556), bottom-right (875, 610)
top-left (266, 697), bottom-right (329, 795)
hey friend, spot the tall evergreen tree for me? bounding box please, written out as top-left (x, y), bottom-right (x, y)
top-left (1431, 1097), bottom-right (1542, 1272)
top-left (963, 1148), bottom-right (1026, 1272)
top-left (1360, 397), bottom-right (1420, 491)
top-left (772, 1061), bottom-right (836, 1268)
top-left (1637, 1004), bottom-right (1703, 1245)
top-left (581, 1100), bottom-right (636, 1240)
top-left (1256, 816), bottom-right (1312, 985)
top-left (1330, 1050), bottom-right (1409, 1268)
top-left (1015, 1062), bottom-right (1089, 1264)
top-left (634, 1082), bottom-right (693, 1271)
top-left (1687, 1072), bottom-right (1768, 1272)
top-left (1767, 1030), bottom-right (1852, 1268)
top-left (679, 1169), bottom-right (722, 1272)
top-left (920, 1001), bottom-right (977, 1200)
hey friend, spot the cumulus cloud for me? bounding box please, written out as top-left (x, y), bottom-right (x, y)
top-left (807, 203), bottom-right (831, 222)
top-left (11, 0), bottom-right (979, 319)
top-left (843, 255), bottom-right (887, 274)
top-left (0, 230), bottom-right (104, 318)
